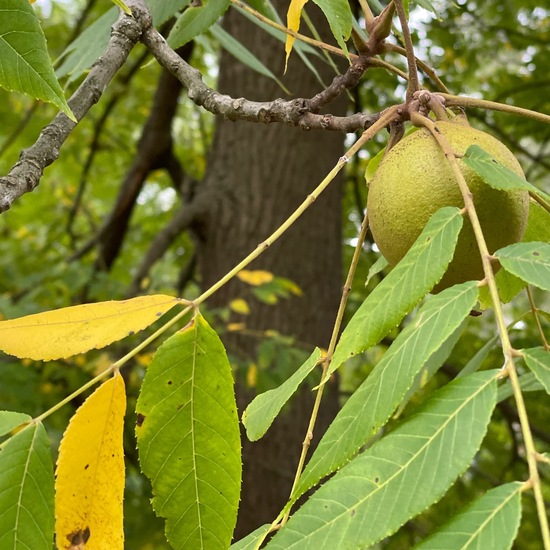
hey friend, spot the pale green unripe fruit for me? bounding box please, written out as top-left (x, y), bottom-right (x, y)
top-left (366, 121), bottom-right (530, 292)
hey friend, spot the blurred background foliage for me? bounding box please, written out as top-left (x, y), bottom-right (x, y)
top-left (0, 0), bottom-right (548, 547)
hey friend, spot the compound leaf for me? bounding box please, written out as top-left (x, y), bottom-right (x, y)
top-left (294, 282), bottom-right (478, 501)
top-left (267, 371), bottom-right (497, 549)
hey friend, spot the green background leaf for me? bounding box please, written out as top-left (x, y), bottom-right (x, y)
top-left (136, 315), bottom-right (241, 550)
top-left (0, 424), bottom-right (55, 550)
top-left (210, 24), bottom-right (290, 93)
top-left (330, 206), bottom-right (463, 374)
top-left (0, 0), bottom-right (74, 119)
top-left (267, 371), bottom-right (497, 549)
top-left (168, 0), bottom-right (230, 49)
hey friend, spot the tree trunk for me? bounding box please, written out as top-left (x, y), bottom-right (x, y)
top-left (196, 5), bottom-right (346, 539)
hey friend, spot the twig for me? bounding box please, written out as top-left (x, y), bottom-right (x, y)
top-left (440, 93), bottom-right (550, 125)
top-left (384, 43), bottom-right (449, 93)
top-left (393, 0), bottom-right (419, 99)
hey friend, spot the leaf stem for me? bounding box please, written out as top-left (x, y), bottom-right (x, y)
top-left (526, 286), bottom-right (550, 351)
top-left (439, 93), bottom-right (550, 125)
top-left (393, 0), bottom-right (419, 99)
top-left (412, 111), bottom-right (550, 549)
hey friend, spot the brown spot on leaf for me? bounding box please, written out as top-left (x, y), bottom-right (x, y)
top-left (128, 331), bottom-right (135, 336)
top-left (84, 464), bottom-right (89, 470)
top-left (533, 251), bottom-right (540, 256)
top-left (167, 380), bottom-right (173, 385)
top-left (469, 310), bottom-right (482, 317)
top-left (136, 413), bottom-right (145, 427)
top-left (67, 526), bottom-right (90, 548)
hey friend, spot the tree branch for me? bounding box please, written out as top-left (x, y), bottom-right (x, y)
top-left (140, 17), bottom-right (382, 132)
top-left (0, 7), bottom-right (147, 213)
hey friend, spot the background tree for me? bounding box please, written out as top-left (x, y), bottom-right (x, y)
top-left (0, 0), bottom-right (548, 549)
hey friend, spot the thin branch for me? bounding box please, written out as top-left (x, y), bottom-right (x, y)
top-left (440, 93), bottom-right (550, 125)
top-left (141, 23), bottom-right (381, 131)
top-left (282, 208), bottom-right (370, 527)
top-left (393, 0), bottom-right (419, 99)
top-left (0, 7), bottom-right (146, 213)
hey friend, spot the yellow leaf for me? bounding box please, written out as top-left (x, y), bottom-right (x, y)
top-left (237, 269), bottom-right (274, 286)
top-left (227, 322), bottom-right (246, 332)
top-left (229, 298), bottom-right (251, 315)
top-left (285, 0), bottom-right (309, 71)
top-left (0, 294), bottom-right (179, 361)
top-left (55, 373), bottom-right (126, 550)
top-left (246, 363), bottom-right (258, 388)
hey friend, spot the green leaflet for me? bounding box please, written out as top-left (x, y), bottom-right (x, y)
top-left (329, 206), bottom-right (463, 375)
top-left (495, 241), bottom-right (550, 292)
top-left (478, 201), bottom-right (550, 307)
top-left (136, 314), bottom-right (241, 550)
top-left (0, 411), bottom-right (30, 438)
top-left (523, 347), bottom-right (550, 395)
top-left (267, 371), bottom-right (498, 549)
top-left (230, 524), bottom-right (271, 550)
top-left (0, 422), bottom-right (55, 550)
top-left (463, 145), bottom-right (550, 204)
top-left (294, 282), bottom-right (478, 503)
top-left (414, 482), bottom-right (522, 549)
top-left (0, 0), bottom-right (74, 119)
top-left (242, 348), bottom-right (322, 441)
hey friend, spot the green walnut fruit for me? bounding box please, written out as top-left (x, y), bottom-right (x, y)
top-left (366, 120), bottom-right (530, 292)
